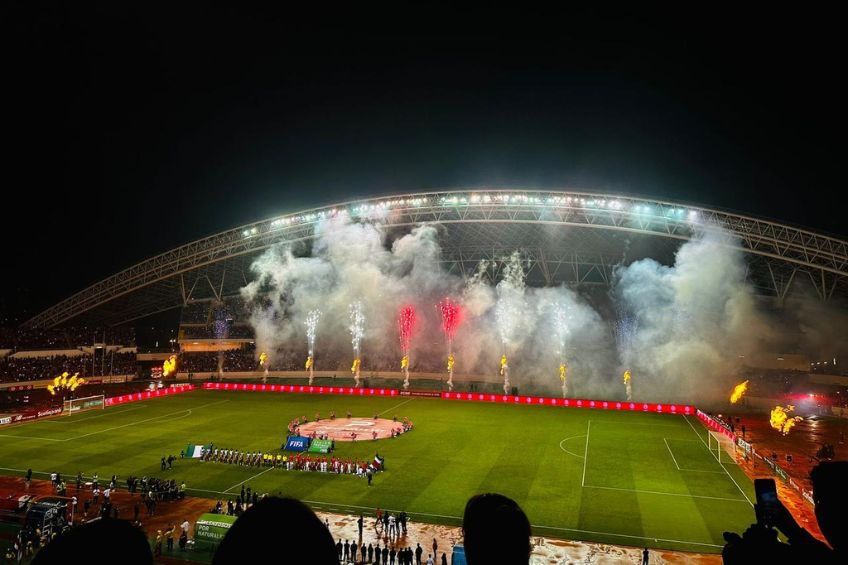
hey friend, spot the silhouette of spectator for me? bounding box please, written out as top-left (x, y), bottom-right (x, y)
top-left (31, 518), bottom-right (152, 565)
top-left (723, 461), bottom-right (847, 564)
top-left (212, 497), bottom-right (337, 565)
top-left (462, 493), bottom-right (531, 564)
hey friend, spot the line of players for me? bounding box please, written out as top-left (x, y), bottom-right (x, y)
top-left (201, 447), bottom-right (379, 475)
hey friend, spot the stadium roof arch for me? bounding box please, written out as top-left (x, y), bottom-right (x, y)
top-left (25, 189), bottom-right (848, 328)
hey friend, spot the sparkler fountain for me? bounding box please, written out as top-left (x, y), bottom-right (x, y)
top-left (554, 303), bottom-right (572, 398)
top-left (348, 301), bottom-right (365, 387)
top-left (615, 313), bottom-right (637, 401)
top-left (259, 352), bottom-right (268, 383)
top-left (438, 298), bottom-right (463, 390)
top-left (495, 253), bottom-right (526, 394)
top-left (305, 309), bottom-right (322, 385)
top-left (398, 305), bottom-right (416, 389)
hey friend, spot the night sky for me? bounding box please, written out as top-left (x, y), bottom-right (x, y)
top-left (4, 5), bottom-right (842, 324)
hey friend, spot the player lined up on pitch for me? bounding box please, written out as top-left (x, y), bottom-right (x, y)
top-left (200, 446), bottom-right (386, 476)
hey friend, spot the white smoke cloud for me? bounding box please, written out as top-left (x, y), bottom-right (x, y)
top-left (614, 228), bottom-right (773, 403)
top-left (242, 215), bottom-right (797, 404)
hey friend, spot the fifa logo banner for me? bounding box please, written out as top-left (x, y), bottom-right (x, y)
top-left (284, 436), bottom-right (311, 452)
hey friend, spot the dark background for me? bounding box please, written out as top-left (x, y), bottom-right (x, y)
top-left (4, 4), bottom-right (843, 325)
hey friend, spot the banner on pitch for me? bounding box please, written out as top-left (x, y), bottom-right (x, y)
top-left (185, 444), bottom-right (205, 458)
top-left (284, 436), bottom-right (311, 452)
top-left (308, 439), bottom-right (333, 453)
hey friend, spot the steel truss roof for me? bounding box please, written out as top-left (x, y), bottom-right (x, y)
top-left (25, 189), bottom-right (848, 328)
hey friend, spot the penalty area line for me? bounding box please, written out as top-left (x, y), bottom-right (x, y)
top-left (683, 415), bottom-right (754, 507)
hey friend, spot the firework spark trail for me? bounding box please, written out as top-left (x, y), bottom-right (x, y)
top-left (730, 380), bottom-right (749, 404)
top-left (398, 305), bottom-right (416, 389)
top-left (495, 253), bottom-right (526, 393)
top-left (305, 309), bottom-right (322, 385)
top-left (615, 313), bottom-right (637, 400)
top-left (554, 302), bottom-right (572, 398)
top-left (348, 301), bottom-right (365, 387)
top-left (438, 298), bottom-right (464, 390)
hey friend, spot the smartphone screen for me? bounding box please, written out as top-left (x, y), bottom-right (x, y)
top-left (755, 478), bottom-right (778, 525)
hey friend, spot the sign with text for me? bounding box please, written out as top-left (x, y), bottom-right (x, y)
top-left (284, 436), bottom-right (311, 452)
top-left (308, 439), bottom-right (333, 453)
top-left (194, 513), bottom-right (237, 545)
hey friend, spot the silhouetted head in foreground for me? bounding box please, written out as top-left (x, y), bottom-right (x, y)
top-left (32, 519), bottom-right (152, 565)
top-left (462, 493), bottom-right (531, 564)
top-left (212, 497), bottom-right (337, 565)
top-left (810, 460), bottom-right (848, 552)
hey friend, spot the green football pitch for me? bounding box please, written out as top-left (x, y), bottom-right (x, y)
top-left (0, 389), bottom-right (755, 553)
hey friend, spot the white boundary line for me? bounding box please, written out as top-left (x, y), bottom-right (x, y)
top-left (664, 437), bottom-right (683, 470)
top-left (583, 484), bottom-right (749, 503)
top-left (664, 438), bottom-right (725, 474)
top-left (223, 466), bottom-right (276, 493)
top-left (683, 415), bottom-right (754, 507)
top-left (377, 398), bottom-right (412, 417)
top-left (0, 400), bottom-right (230, 442)
top-left (581, 421), bottom-right (591, 486)
top-left (187, 490), bottom-right (722, 549)
top-left (34, 405), bottom-right (147, 424)
top-left (0, 466), bottom-right (723, 549)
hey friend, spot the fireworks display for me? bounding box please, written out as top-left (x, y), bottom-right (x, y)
top-left (47, 372), bottom-right (84, 396)
top-left (553, 302), bottom-right (572, 398)
top-left (238, 212), bottom-right (809, 404)
top-left (438, 298), bottom-right (464, 390)
top-left (615, 313), bottom-right (637, 401)
top-left (398, 305), bottom-right (417, 389)
top-left (730, 380), bottom-right (749, 404)
top-left (770, 405), bottom-right (802, 435)
top-left (348, 301), bottom-right (365, 387)
top-left (305, 309), bottom-right (322, 384)
top-left (259, 351), bottom-right (269, 382)
top-left (495, 253), bottom-right (526, 393)
top-left (559, 360), bottom-right (569, 398)
top-left (163, 355), bottom-right (177, 378)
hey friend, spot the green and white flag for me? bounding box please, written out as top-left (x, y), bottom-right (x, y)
top-left (185, 444), bottom-right (205, 458)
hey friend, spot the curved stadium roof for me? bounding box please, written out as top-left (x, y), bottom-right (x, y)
top-left (26, 189), bottom-right (848, 328)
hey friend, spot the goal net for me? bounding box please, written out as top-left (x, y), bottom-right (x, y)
top-left (707, 430), bottom-right (737, 464)
top-left (63, 395), bottom-right (105, 415)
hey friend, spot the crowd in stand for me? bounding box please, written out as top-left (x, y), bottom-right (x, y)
top-left (0, 354), bottom-right (89, 382)
top-left (0, 351), bottom-right (138, 383)
top-left (0, 326), bottom-right (135, 350)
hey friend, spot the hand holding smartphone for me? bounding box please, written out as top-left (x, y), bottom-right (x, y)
top-left (754, 478), bottom-right (779, 527)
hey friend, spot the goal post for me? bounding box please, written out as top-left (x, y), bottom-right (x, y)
top-left (63, 395), bottom-right (105, 415)
top-left (707, 430), bottom-right (737, 464)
